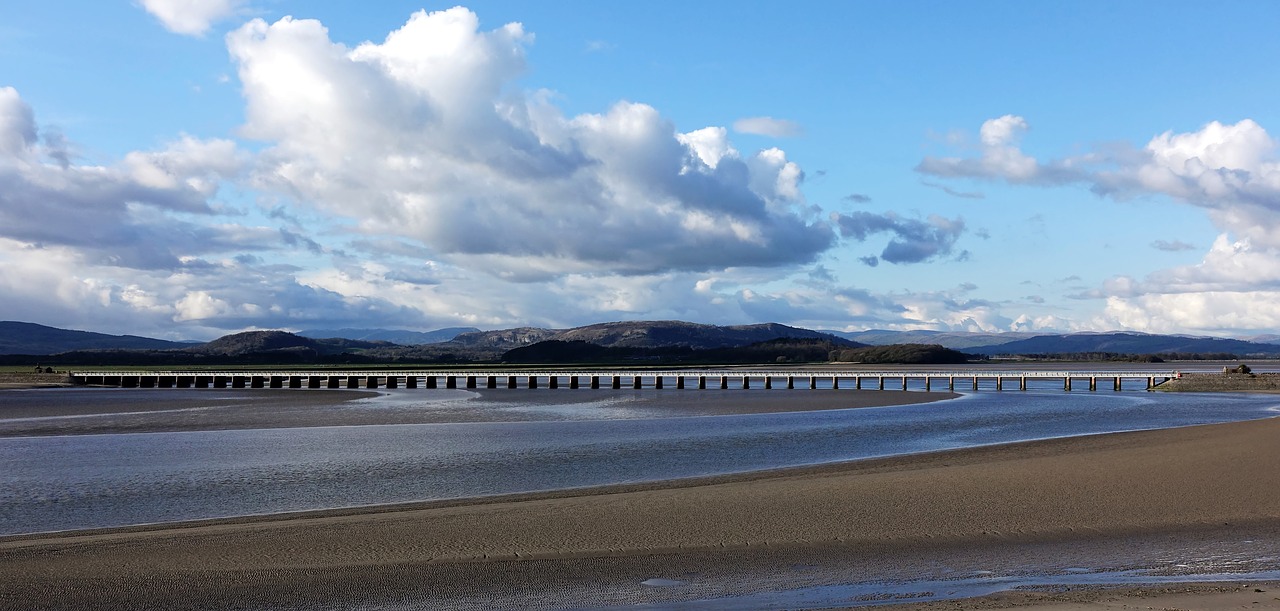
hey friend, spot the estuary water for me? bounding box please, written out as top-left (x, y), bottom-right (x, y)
top-left (2, 388), bottom-right (1279, 535)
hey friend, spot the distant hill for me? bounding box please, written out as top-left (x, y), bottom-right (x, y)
top-left (551, 321), bottom-right (841, 349)
top-left (826, 329), bottom-right (1038, 350)
top-left (0, 321), bottom-right (186, 355)
top-left (501, 337), bottom-right (858, 365)
top-left (298, 327), bottom-right (479, 345)
top-left (190, 331), bottom-right (391, 358)
top-left (968, 332), bottom-right (1280, 357)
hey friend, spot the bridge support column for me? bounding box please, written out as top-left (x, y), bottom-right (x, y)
top-left (365, 376), bottom-right (379, 389)
top-left (466, 376), bottom-right (477, 389)
top-left (426, 376), bottom-right (437, 389)
top-left (764, 376), bottom-right (772, 390)
top-left (973, 377), bottom-right (979, 391)
top-left (676, 377), bottom-right (684, 390)
top-left (529, 376), bottom-right (539, 389)
top-left (269, 376), bottom-right (284, 389)
top-left (591, 376), bottom-right (600, 389)
top-left (407, 376), bottom-right (419, 389)
top-left (612, 376), bottom-right (621, 390)
top-left (632, 376), bottom-right (641, 390)
top-left (1020, 377), bottom-right (1027, 391)
top-left (878, 377), bottom-right (885, 391)
top-left (654, 376), bottom-right (662, 390)
top-left (1089, 377), bottom-right (1097, 391)
top-left (1114, 377), bottom-right (1121, 391)
top-left (742, 376), bottom-right (750, 390)
top-left (251, 376), bottom-right (266, 389)
top-left (925, 377), bottom-right (931, 391)
top-left (157, 377), bottom-right (173, 389)
top-left (508, 376), bottom-right (517, 389)
top-left (948, 377), bottom-right (955, 391)
top-left (446, 376), bottom-right (457, 389)
top-left (997, 377), bottom-right (1003, 391)
top-left (386, 376), bottom-right (399, 389)
top-left (834, 376), bottom-right (840, 390)
top-left (307, 377), bottom-right (320, 389)
top-left (215, 376), bottom-right (229, 389)
top-left (570, 376), bottom-right (579, 389)
top-left (901, 376), bottom-right (908, 391)
top-left (1065, 377), bottom-right (1072, 391)
top-left (720, 376), bottom-right (728, 390)
top-left (1147, 377), bottom-right (1155, 390)
top-left (548, 376), bottom-right (558, 389)
top-left (808, 376), bottom-right (816, 390)
top-left (698, 376), bottom-right (706, 390)
top-left (787, 376), bottom-right (795, 390)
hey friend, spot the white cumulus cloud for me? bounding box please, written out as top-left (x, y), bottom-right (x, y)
top-left (228, 8), bottom-right (833, 278)
top-left (140, 0), bottom-right (247, 36)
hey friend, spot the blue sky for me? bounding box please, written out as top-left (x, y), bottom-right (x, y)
top-left (3, 1), bottom-right (1280, 340)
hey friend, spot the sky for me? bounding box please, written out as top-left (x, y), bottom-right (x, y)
top-left (3, 1), bottom-right (1280, 341)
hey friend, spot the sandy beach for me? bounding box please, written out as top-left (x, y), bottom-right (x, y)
top-left (3, 390), bottom-right (1280, 609)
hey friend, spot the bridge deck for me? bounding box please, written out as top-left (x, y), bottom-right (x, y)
top-left (69, 369), bottom-right (1179, 392)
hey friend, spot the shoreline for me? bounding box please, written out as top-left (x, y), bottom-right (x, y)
top-left (4, 415), bottom-right (1280, 609)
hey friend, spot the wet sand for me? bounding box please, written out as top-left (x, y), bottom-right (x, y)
top-left (0, 386), bottom-right (954, 436)
top-left (3, 408), bottom-right (1280, 609)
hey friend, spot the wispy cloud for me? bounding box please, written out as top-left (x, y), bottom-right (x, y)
top-left (920, 180), bottom-right (985, 199)
top-left (1151, 239), bottom-right (1196, 252)
top-left (732, 116), bottom-right (803, 138)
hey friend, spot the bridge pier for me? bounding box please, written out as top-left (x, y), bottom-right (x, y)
top-left (529, 376), bottom-right (538, 389)
top-left (612, 376), bottom-right (621, 390)
top-left (570, 376), bottom-right (579, 389)
top-left (698, 376), bottom-right (706, 390)
top-left (548, 376), bottom-right (558, 389)
top-left (632, 376), bottom-right (641, 390)
top-left (787, 376), bottom-right (795, 390)
top-left (742, 376), bottom-right (750, 390)
top-left (997, 377), bottom-right (1003, 391)
top-left (808, 376), bottom-right (816, 390)
top-left (948, 376), bottom-right (955, 391)
top-left (677, 376), bottom-right (684, 389)
top-left (720, 376), bottom-right (728, 390)
top-left (386, 376), bottom-right (398, 389)
top-left (508, 376), bottom-right (517, 389)
top-left (878, 377), bottom-right (885, 391)
top-left (591, 376), bottom-right (600, 389)
top-left (1020, 377), bottom-right (1027, 391)
top-left (426, 376), bottom-right (438, 389)
top-left (407, 376), bottom-right (419, 389)
top-left (654, 376), bottom-right (662, 390)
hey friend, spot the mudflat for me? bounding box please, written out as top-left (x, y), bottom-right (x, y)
top-left (2, 405), bottom-right (1279, 609)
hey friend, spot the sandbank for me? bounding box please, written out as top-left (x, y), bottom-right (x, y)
top-left (3, 411), bottom-right (1280, 609)
top-left (0, 386), bottom-right (954, 436)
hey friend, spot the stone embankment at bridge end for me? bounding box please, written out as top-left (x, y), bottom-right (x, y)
top-left (1154, 372), bottom-right (1280, 392)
